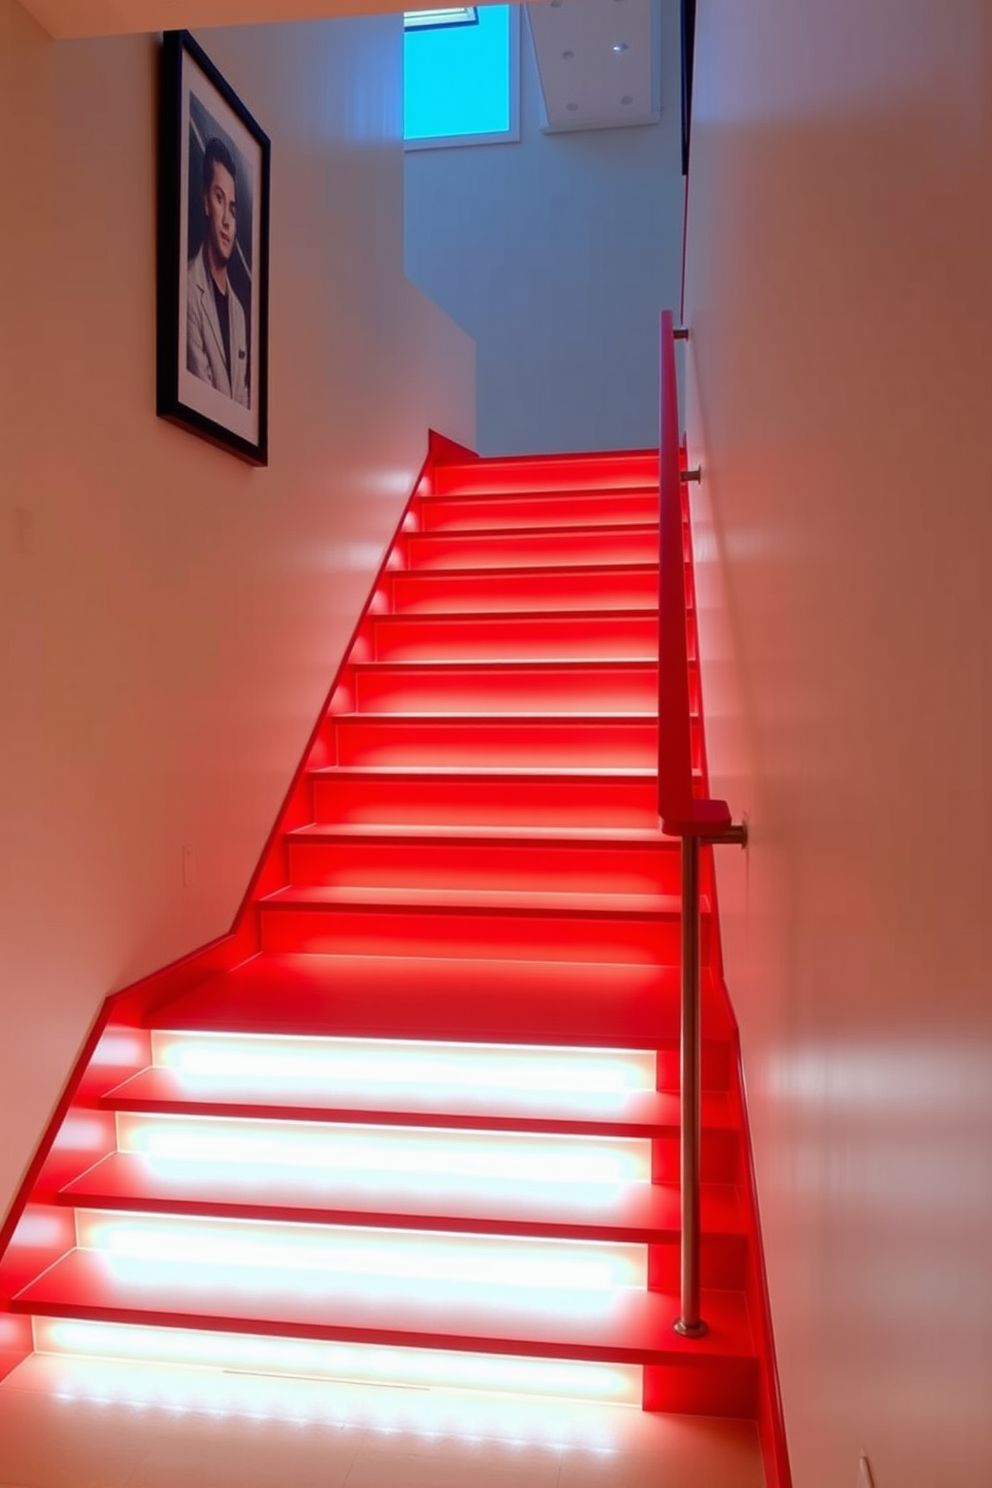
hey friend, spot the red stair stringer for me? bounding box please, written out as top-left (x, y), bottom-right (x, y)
top-left (682, 452), bottom-right (792, 1488)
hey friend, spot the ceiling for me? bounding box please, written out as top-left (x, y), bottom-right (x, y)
top-left (17, 0), bottom-right (408, 37)
top-left (17, 0), bottom-right (661, 137)
top-left (527, 0), bottom-right (658, 132)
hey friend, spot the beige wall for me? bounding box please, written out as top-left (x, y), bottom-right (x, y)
top-left (684, 2), bottom-right (992, 1485)
top-left (0, 0), bottom-right (474, 1220)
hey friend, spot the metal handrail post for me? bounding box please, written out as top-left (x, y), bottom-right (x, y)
top-left (674, 832), bottom-right (706, 1338)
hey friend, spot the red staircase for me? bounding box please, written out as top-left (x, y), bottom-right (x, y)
top-left (0, 443), bottom-right (782, 1468)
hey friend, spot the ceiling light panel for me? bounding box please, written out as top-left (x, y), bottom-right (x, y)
top-left (527, 0), bottom-right (659, 132)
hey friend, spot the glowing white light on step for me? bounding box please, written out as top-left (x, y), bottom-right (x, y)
top-left (36, 1320), bottom-right (639, 1405)
top-left (78, 1213), bottom-right (645, 1291)
top-left (118, 1116), bottom-right (650, 1186)
top-left (153, 1033), bottom-right (654, 1109)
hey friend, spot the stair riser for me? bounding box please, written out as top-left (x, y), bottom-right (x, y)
top-left (643, 1360), bottom-right (758, 1419)
top-left (351, 665), bottom-right (667, 715)
top-left (325, 719), bottom-right (666, 769)
top-left (433, 456), bottom-right (658, 495)
top-left (31, 1319), bottom-right (645, 1405)
top-left (653, 1133), bottom-right (740, 1185)
top-left (286, 840), bottom-right (682, 896)
top-left (656, 1045), bottom-right (733, 1094)
top-left (111, 1114), bottom-right (650, 1178)
top-left (258, 905), bottom-right (699, 965)
top-left (88, 1116), bottom-right (740, 1189)
top-left (70, 1211), bottom-right (648, 1293)
top-left (648, 1238), bottom-right (747, 1291)
top-left (417, 490), bottom-right (660, 532)
top-left (371, 613), bottom-right (663, 662)
top-left (387, 568), bottom-right (660, 614)
top-left (147, 1032), bottom-right (659, 1100)
top-left (405, 529), bottom-right (659, 573)
top-left (311, 773), bottom-right (662, 828)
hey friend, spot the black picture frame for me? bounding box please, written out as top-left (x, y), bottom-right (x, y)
top-left (157, 30), bottom-right (270, 465)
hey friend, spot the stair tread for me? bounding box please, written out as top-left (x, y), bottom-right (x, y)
top-left (312, 764), bottom-right (658, 779)
top-left (408, 521), bottom-right (660, 542)
top-left (288, 822), bottom-right (676, 847)
top-left (351, 658), bottom-right (660, 673)
top-left (60, 1154), bottom-right (745, 1241)
top-left (373, 607), bottom-right (662, 622)
top-left (261, 884), bottom-right (687, 918)
top-left (434, 460), bottom-right (659, 498)
top-left (150, 953), bottom-right (730, 1046)
top-left (392, 560), bottom-right (658, 577)
top-left (101, 1067), bottom-right (735, 1134)
top-left (420, 484), bottom-right (658, 504)
top-left (14, 1249), bottom-right (755, 1365)
top-left (331, 712), bottom-right (660, 724)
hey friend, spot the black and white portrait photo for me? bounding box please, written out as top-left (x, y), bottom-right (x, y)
top-left (157, 32), bottom-right (270, 464)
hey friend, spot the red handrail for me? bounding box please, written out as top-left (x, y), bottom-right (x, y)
top-left (657, 310), bottom-right (734, 839)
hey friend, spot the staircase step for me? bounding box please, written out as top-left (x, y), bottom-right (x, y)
top-left (404, 524), bottom-right (659, 572)
top-left (349, 659), bottom-right (669, 714)
top-left (58, 1150), bottom-right (744, 1260)
top-left (102, 1066), bottom-right (737, 1154)
top-left (326, 714), bottom-right (664, 768)
top-left (147, 954), bottom-right (732, 1051)
top-left (369, 609), bottom-right (662, 661)
top-left (26, 1318), bottom-right (646, 1405)
top-left (13, 1245), bottom-right (754, 1381)
top-left (256, 883), bottom-right (701, 963)
top-left (388, 564), bottom-right (659, 613)
top-left (433, 452), bottom-right (658, 495)
top-left (311, 764), bottom-right (662, 828)
top-left (285, 823), bottom-right (681, 896)
top-left (417, 487), bottom-right (659, 532)
top-left (263, 884), bottom-right (686, 917)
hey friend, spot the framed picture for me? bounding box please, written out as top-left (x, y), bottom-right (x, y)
top-left (157, 30), bottom-right (270, 465)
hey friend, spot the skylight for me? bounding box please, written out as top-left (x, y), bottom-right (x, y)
top-left (404, 4), bottom-right (519, 149)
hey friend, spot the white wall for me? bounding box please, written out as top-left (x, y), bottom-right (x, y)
top-left (683, 2), bottom-right (992, 1485)
top-left (405, 0), bottom-right (683, 455)
top-left (0, 0), bottom-right (474, 1222)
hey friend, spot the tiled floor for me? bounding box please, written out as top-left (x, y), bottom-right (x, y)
top-left (0, 1354), bottom-right (764, 1488)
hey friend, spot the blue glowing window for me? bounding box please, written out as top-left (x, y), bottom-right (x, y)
top-left (404, 4), bottom-right (519, 148)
